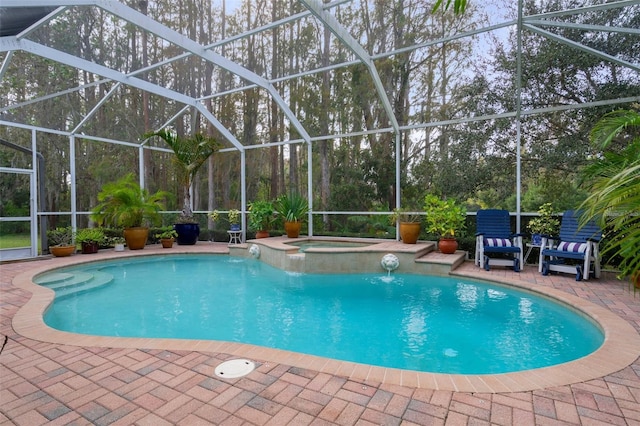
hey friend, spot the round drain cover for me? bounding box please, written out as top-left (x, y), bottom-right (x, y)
top-left (214, 359), bottom-right (255, 378)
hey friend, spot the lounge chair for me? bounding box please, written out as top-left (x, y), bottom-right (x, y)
top-left (538, 210), bottom-right (602, 281)
top-left (475, 209), bottom-right (523, 272)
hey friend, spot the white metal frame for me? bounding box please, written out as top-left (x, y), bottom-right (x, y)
top-left (0, 1), bottom-right (639, 257)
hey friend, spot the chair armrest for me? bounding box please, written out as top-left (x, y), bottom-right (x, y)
top-left (475, 232), bottom-right (485, 237)
top-left (587, 236), bottom-right (601, 243)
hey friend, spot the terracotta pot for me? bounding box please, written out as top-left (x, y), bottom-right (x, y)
top-left (255, 230), bottom-right (270, 239)
top-left (399, 222), bottom-right (421, 244)
top-left (123, 227), bottom-right (149, 250)
top-left (50, 245), bottom-right (75, 257)
top-left (160, 238), bottom-right (174, 248)
top-left (438, 237), bottom-right (458, 254)
top-left (284, 221), bottom-right (302, 238)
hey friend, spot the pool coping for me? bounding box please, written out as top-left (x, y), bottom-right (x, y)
top-left (11, 244), bottom-right (640, 393)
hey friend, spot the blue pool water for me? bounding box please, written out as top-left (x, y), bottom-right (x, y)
top-left (38, 255), bottom-right (603, 374)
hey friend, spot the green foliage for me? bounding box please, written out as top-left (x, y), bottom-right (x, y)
top-left (432, 0), bottom-right (468, 14)
top-left (47, 227), bottom-right (73, 247)
top-left (209, 209), bottom-right (240, 227)
top-left (75, 228), bottom-right (106, 245)
top-left (521, 173), bottom-right (588, 213)
top-left (155, 227), bottom-right (178, 240)
top-left (580, 107), bottom-right (640, 280)
top-left (91, 174), bottom-right (171, 228)
top-left (109, 236), bottom-right (126, 246)
top-left (423, 194), bottom-right (466, 238)
top-left (389, 208), bottom-right (421, 224)
top-left (248, 200), bottom-right (275, 231)
top-left (526, 202), bottom-right (560, 236)
top-left (275, 192), bottom-right (309, 222)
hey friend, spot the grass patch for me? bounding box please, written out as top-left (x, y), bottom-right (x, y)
top-left (0, 234), bottom-right (32, 249)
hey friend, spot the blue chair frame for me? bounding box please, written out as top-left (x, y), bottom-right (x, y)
top-left (538, 210), bottom-right (602, 281)
top-left (475, 209), bottom-right (523, 272)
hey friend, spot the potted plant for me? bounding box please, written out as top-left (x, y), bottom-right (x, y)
top-left (527, 202), bottom-right (560, 246)
top-left (155, 227), bottom-right (178, 248)
top-left (275, 192), bottom-right (309, 238)
top-left (389, 208), bottom-right (422, 244)
top-left (423, 194), bottom-right (466, 254)
top-left (91, 173), bottom-right (170, 250)
top-left (210, 209), bottom-right (241, 231)
top-left (75, 227), bottom-right (106, 254)
top-left (47, 226), bottom-right (75, 257)
top-left (110, 236), bottom-right (126, 252)
top-left (249, 200), bottom-right (275, 238)
top-left (144, 129), bottom-right (220, 245)
top-left (228, 209), bottom-right (241, 231)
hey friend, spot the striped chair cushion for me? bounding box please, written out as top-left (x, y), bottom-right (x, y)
top-left (484, 238), bottom-right (512, 247)
top-left (557, 241), bottom-right (588, 253)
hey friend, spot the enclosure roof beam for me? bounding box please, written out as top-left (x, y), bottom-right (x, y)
top-left (94, 0), bottom-right (310, 144)
top-left (526, 0), bottom-right (638, 20)
top-left (209, 0), bottom-right (351, 49)
top-left (525, 20), bottom-right (640, 36)
top-left (15, 7), bottom-right (66, 40)
top-left (0, 1), bottom-right (348, 116)
top-left (299, 0), bottom-right (400, 132)
top-left (70, 82), bottom-right (121, 134)
top-left (525, 24), bottom-right (640, 74)
top-left (0, 51), bottom-right (13, 82)
top-left (195, 104), bottom-right (245, 152)
top-left (4, 38), bottom-right (245, 149)
top-left (1, 0), bottom-right (311, 144)
top-left (141, 106), bottom-right (191, 147)
top-left (6, 38), bottom-right (197, 104)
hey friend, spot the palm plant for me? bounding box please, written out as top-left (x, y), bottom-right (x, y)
top-left (144, 129), bottom-right (220, 222)
top-left (91, 173), bottom-right (170, 228)
top-left (275, 192), bottom-right (309, 222)
top-left (580, 107), bottom-right (640, 283)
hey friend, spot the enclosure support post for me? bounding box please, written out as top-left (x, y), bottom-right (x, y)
top-left (514, 0), bottom-right (524, 233)
top-left (241, 150), bottom-right (246, 243)
top-left (69, 135), bottom-right (77, 233)
top-left (138, 145), bottom-right (145, 190)
top-left (30, 130), bottom-right (38, 257)
top-left (395, 132), bottom-right (401, 242)
top-left (308, 141), bottom-right (313, 237)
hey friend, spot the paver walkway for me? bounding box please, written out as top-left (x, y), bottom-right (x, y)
top-left (1, 243), bottom-right (639, 425)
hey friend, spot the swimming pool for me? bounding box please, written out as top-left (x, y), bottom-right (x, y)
top-left (36, 254), bottom-right (603, 375)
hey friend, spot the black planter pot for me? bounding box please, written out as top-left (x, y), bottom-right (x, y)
top-left (81, 241), bottom-right (99, 254)
top-left (175, 223), bottom-right (200, 245)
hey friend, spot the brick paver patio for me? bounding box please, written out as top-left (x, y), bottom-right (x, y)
top-left (1, 243), bottom-right (639, 425)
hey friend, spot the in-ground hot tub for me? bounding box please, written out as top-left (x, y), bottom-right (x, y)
top-left (238, 236), bottom-right (458, 274)
top-left (287, 239), bottom-right (371, 252)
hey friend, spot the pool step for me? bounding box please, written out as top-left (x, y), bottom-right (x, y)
top-left (414, 250), bottom-right (467, 274)
top-left (36, 272), bottom-right (94, 289)
top-left (36, 271), bottom-right (114, 297)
